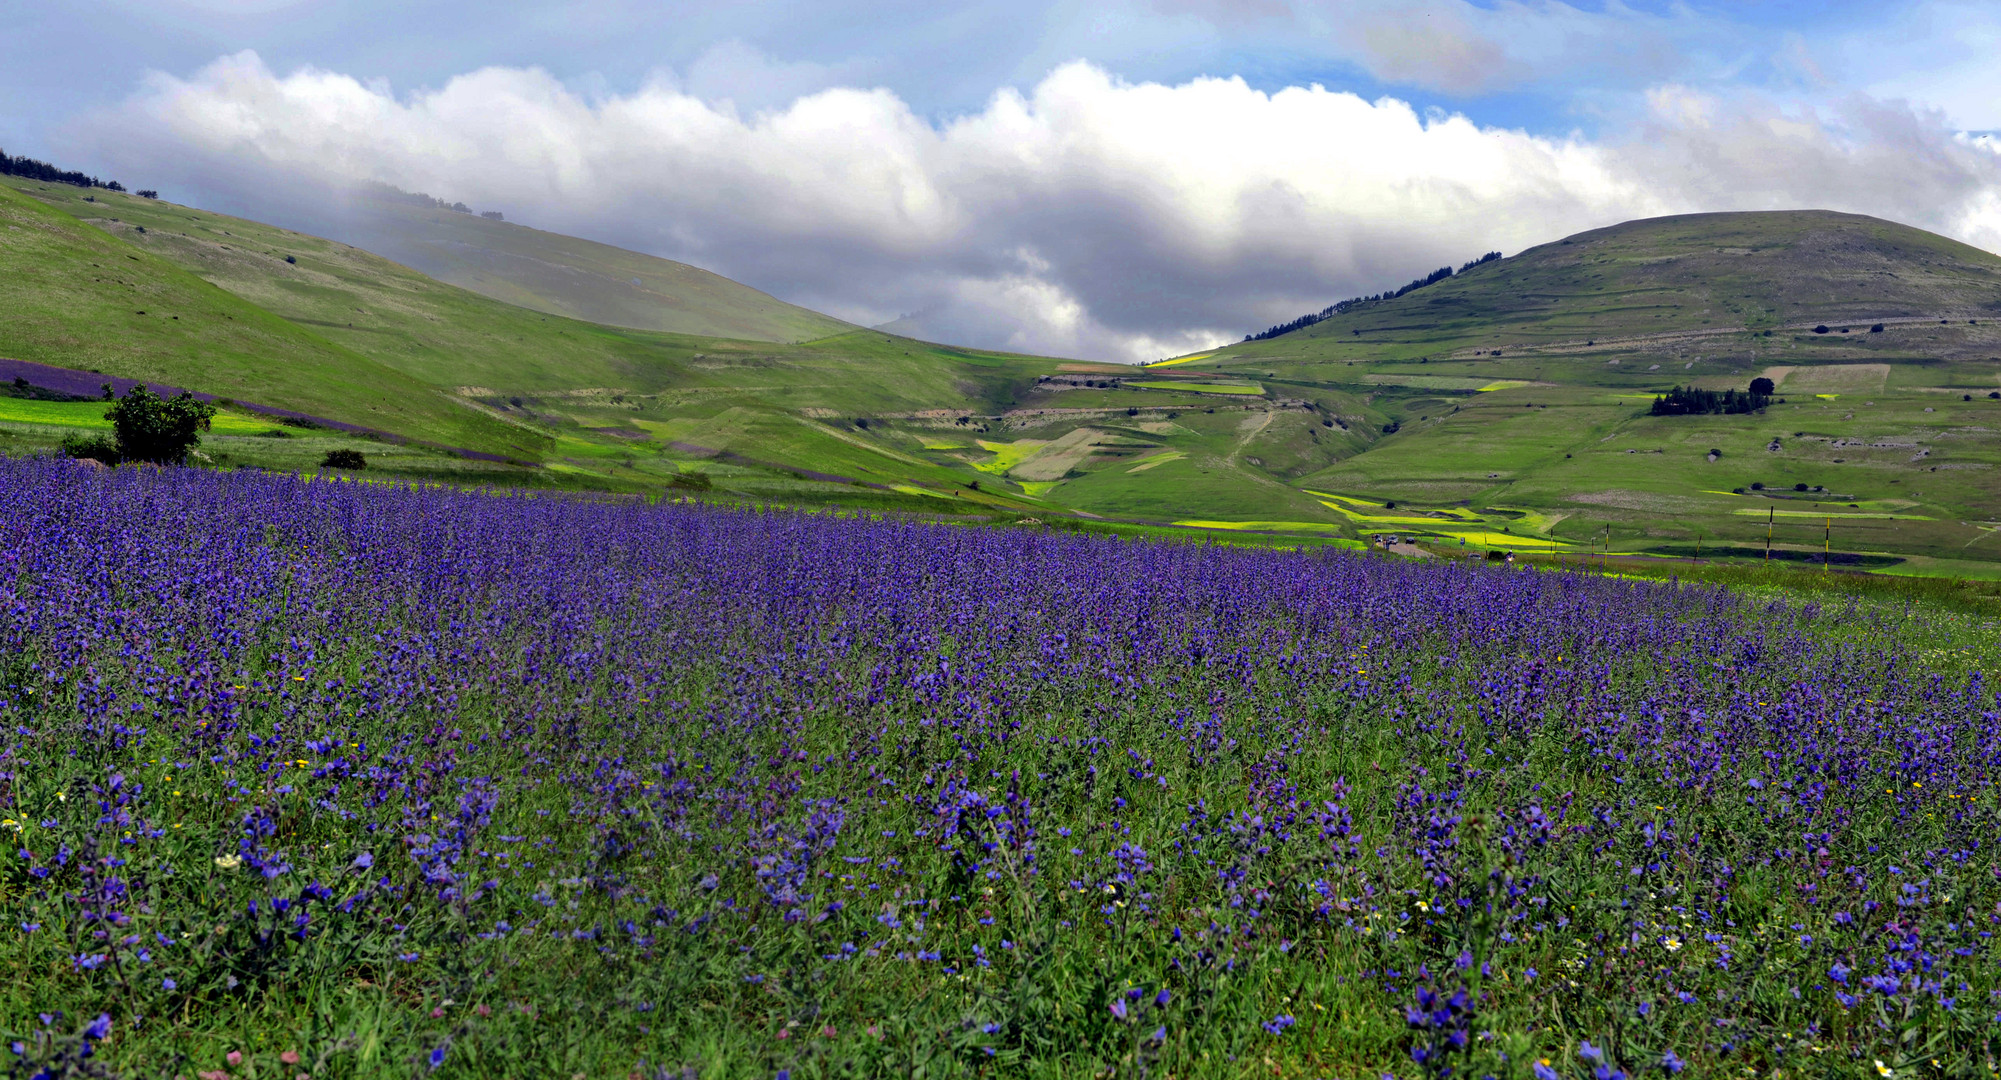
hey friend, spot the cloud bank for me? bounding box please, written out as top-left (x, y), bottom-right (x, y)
top-left (78, 51), bottom-right (2001, 361)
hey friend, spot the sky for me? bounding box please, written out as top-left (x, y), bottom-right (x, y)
top-left (6, 0), bottom-right (2001, 361)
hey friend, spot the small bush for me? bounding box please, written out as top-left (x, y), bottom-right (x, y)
top-left (104, 383), bottom-right (216, 464)
top-left (284, 255), bottom-right (296, 265)
top-left (1813, 325), bottom-right (1829, 334)
top-left (1751, 482), bottom-right (1765, 491)
top-left (670, 470), bottom-right (713, 492)
top-left (321, 449), bottom-right (367, 469)
top-left (1794, 482), bottom-right (1808, 492)
top-left (59, 433), bottom-right (119, 464)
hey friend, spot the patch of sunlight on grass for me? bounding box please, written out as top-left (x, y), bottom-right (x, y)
top-left (972, 438), bottom-right (1047, 475)
top-left (1174, 519), bottom-right (1345, 532)
top-left (1439, 531), bottom-right (1575, 548)
top-left (1144, 353), bottom-right (1215, 368)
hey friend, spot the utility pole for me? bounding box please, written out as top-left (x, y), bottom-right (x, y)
top-left (1824, 516), bottom-right (1831, 572)
top-left (1765, 506), bottom-right (1774, 562)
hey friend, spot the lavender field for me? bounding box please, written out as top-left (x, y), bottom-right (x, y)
top-left (2, 459), bottom-right (1997, 1079)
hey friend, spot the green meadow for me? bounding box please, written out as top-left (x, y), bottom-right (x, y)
top-left (5, 179), bottom-right (2001, 575)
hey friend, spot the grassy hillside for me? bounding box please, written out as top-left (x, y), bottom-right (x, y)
top-left (1146, 210), bottom-right (2001, 573)
top-left (340, 195), bottom-right (858, 343)
top-left (0, 182), bottom-right (534, 459)
top-left (7, 180), bottom-right (2001, 575)
top-left (1230, 210), bottom-right (2001, 359)
top-left (0, 177), bottom-right (1084, 508)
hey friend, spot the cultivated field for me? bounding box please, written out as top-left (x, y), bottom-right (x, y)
top-left (3, 460), bottom-right (1997, 1077)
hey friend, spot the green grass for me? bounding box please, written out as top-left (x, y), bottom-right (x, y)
top-left (1127, 380), bottom-right (1263, 395)
top-left (336, 193), bottom-right (856, 342)
top-left (8, 180), bottom-right (2001, 573)
top-left (0, 398), bottom-right (112, 428)
top-left (0, 183), bottom-right (533, 459)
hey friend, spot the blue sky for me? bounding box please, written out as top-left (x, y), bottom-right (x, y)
top-left (7, 1), bottom-right (2001, 359)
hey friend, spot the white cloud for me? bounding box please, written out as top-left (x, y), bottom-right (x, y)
top-left (78, 50), bottom-right (2001, 361)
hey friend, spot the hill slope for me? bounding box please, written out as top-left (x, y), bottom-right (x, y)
top-left (1139, 210), bottom-right (2001, 574)
top-left (9, 183), bottom-right (2000, 572)
top-left (1, 176), bottom-right (1084, 509)
top-left (0, 182), bottom-right (535, 458)
top-left (1223, 210), bottom-right (2001, 362)
top-left (340, 195), bottom-right (857, 343)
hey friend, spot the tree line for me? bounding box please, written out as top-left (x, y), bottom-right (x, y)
top-left (1245, 251), bottom-right (1502, 342)
top-left (1648, 383), bottom-right (1770, 416)
top-left (363, 181), bottom-right (500, 219)
top-left (0, 147), bottom-right (130, 193)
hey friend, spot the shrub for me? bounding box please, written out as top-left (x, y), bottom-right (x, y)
top-left (1749, 377), bottom-right (1776, 395)
top-left (1813, 325), bottom-right (1829, 334)
top-left (104, 383), bottom-right (216, 465)
top-left (320, 449), bottom-right (367, 470)
top-left (1794, 483), bottom-right (1808, 491)
top-left (1751, 482), bottom-right (1765, 490)
top-left (1870, 323), bottom-right (1884, 333)
top-left (58, 432), bottom-right (120, 464)
top-left (669, 470), bottom-right (713, 491)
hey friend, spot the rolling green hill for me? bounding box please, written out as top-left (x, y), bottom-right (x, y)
top-left (0, 176), bottom-right (1084, 506)
top-left (1234, 210), bottom-right (2001, 358)
top-left (0, 182), bottom-right (534, 459)
top-left (339, 193), bottom-right (858, 343)
top-left (1160, 210), bottom-right (2001, 574)
top-left (7, 180), bottom-right (2001, 575)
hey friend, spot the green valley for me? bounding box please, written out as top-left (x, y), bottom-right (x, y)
top-left (5, 179), bottom-right (2000, 575)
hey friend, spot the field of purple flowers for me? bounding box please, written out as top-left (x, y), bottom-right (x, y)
top-left (2, 458), bottom-right (1997, 1079)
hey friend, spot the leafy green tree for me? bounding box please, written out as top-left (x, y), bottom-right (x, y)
top-left (101, 383), bottom-right (216, 465)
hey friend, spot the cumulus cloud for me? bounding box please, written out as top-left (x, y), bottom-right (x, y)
top-left (75, 51), bottom-right (2001, 361)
